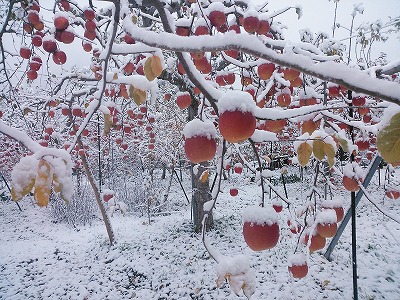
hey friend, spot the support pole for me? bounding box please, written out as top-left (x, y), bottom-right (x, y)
top-left (324, 155), bottom-right (382, 259)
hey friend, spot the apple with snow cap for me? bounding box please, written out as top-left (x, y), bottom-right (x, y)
top-left (321, 200), bottom-right (344, 222)
top-left (183, 119), bottom-right (217, 164)
top-left (243, 205), bottom-right (280, 251)
top-left (288, 253), bottom-right (308, 279)
top-left (316, 209), bottom-right (337, 238)
top-left (218, 91), bottom-right (256, 143)
top-left (342, 163), bottom-right (362, 192)
top-left (207, 2), bottom-right (226, 27)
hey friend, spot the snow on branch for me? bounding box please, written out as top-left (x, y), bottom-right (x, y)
top-left (123, 18), bottom-right (400, 105)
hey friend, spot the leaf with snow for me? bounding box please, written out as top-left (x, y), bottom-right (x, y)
top-left (11, 156), bottom-right (38, 201)
top-left (34, 159), bottom-right (53, 207)
top-left (216, 255), bottom-right (255, 299)
top-left (377, 112), bottom-right (400, 165)
top-left (335, 134), bottom-right (349, 153)
top-left (297, 142), bottom-right (312, 167)
top-left (129, 85), bottom-right (147, 105)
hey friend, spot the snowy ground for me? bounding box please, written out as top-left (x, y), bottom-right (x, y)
top-left (1, 168), bottom-right (400, 300)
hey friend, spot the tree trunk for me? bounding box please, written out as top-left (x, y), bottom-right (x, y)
top-left (191, 162), bottom-right (213, 233)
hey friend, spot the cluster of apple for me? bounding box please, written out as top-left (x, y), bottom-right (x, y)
top-left (19, 1), bottom-right (99, 80)
top-left (0, 137), bottom-right (24, 173)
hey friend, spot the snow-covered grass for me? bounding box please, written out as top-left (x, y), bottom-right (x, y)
top-left (1, 169), bottom-right (400, 300)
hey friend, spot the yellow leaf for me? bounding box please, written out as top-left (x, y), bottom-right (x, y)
top-left (113, 73), bottom-right (118, 80)
top-left (199, 170), bottom-right (209, 183)
top-left (150, 55), bottom-right (163, 77)
top-left (297, 142), bottom-right (312, 167)
top-left (325, 143), bottom-right (336, 167)
top-left (377, 113), bottom-right (400, 165)
top-left (129, 85), bottom-right (146, 106)
top-left (144, 58), bottom-right (157, 81)
top-left (34, 159), bottom-right (53, 207)
top-left (313, 139), bottom-right (325, 161)
top-left (11, 178), bottom-right (34, 201)
top-left (11, 160), bottom-right (37, 201)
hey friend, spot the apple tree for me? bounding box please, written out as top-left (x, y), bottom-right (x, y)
top-left (1, 0), bottom-right (400, 297)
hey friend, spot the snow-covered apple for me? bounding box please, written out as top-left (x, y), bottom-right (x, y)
top-left (183, 119), bottom-right (217, 164)
top-left (243, 206), bottom-right (280, 251)
top-left (218, 91), bottom-right (256, 143)
top-left (288, 253), bottom-right (308, 279)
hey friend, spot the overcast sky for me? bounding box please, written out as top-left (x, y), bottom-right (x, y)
top-left (266, 0), bottom-right (400, 63)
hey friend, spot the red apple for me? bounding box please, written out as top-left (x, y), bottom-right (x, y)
top-left (328, 85), bottom-right (341, 98)
top-left (54, 15), bottom-right (69, 31)
top-left (27, 69), bottom-right (38, 80)
top-left (176, 93), bottom-right (192, 109)
top-left (263, 119), bottom-right (286, 133)
top-left (288, 254), bottom-right (308, 279)
top-left (175, 26), bottom-right (190, 36)
top-left (20, 46), bottom-right (31, 59)
top-left (183, 119), bottom-right (217, 163)
top-left (32, 33), bottom-right (43, 47)
top-left (59, 0), bottom-right (70, 11)
top-left (60, 30), bottom-right (74, 44)
top-left (219, 110), bottom-right (256, 143)
top-left (257, 19), bottom-right (270, 35)
top-left (228, 24), bottom-right (241, 33)
top-left (124, 34), bottom-right (135, 44)
top-left (85, 20), bottom-right (96, 32)
top-left (208, 10), bottom-right (226, 27)
top-left (243, 206), bottom-right (280, 251)
top-left (52, 50), bottom-right (66, 65)
top-left (84, 9), bottom-right (96, 21)
top-left (342, 176), bottom-right (359, 192)
top-left (28, 11), bottom-right (40, 25)
top-left (321, 202), bottom-right (344, 223)
top-left (243, 16), bottom-right (260, 33)
top-left (84, 30), bottom-right (96, 40)
top-left (103, 192), bottom-right (114, 202)
top-left (277, 93), bottom-right (291, 107)
top-left (224, 49), bottom-right (239, 59)
top-left (257, 63), bottom-right (275, 80)
top-left (283, 68), bottom-right (300, 81)
top-left (82, 41), bottom-right (92, 52)
top-left (355, 139), bottom-right (369, 151)
top-left (230, 188), bottom-right (238, 197)
top-left (303, 231), bottom-right (326, 252)
top-left (195, 25), bottom-right (209, 36)
top-left (299, 97), bottom-right (318, 107)
top-left (352, 96), bottom-right (366, 106)
top-left (223, 73), bottom-right (235, 85)
top-left (234, 163), bottom-right (243, 174)
top-left (42, 38), bottom-right (57, 53)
